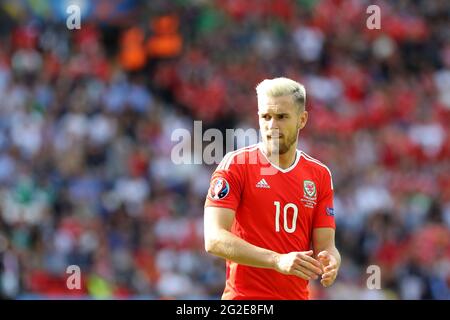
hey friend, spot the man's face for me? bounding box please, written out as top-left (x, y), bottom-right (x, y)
top-left (258, 95), bottom-right (308, 155)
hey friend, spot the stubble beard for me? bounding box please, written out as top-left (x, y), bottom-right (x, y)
top-left (265, 128), bottom-right (299, 156)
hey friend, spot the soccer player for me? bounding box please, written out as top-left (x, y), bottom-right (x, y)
top-left (204, 77), bottom-right (340, 300)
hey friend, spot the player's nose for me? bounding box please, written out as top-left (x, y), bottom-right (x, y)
top-left (267, 118), bottom-right (279, 130)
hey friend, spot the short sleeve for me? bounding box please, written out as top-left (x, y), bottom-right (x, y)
top-left (313, 169), bottom-right (336, 229)
top-left (204, 155), bottom-right (244, 212)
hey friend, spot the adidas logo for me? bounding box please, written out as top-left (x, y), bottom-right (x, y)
top-left (256, 178), bottom-right (270, 189)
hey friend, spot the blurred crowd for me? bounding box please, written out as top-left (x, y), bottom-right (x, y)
top-left (0, 0), bottom-right (449, 299)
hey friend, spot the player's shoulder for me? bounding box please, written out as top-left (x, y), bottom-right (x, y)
top-left (216, 144), bottom-right (260, 171)
top-left (299, 151), bottom-right (333, 178)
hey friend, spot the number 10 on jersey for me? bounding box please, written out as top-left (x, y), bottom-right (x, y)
top-left (274, 201), bottom-right (298, 233)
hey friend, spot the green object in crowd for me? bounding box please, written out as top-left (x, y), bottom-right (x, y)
top-left (296, 0), bottom-right (317, 10)
top-left (87, 275), bottom-right (114, 299)
top-left (26, 0), bottom-right (51, 18)
top-left (197, 6), bottom-right (226, 35)
top-left (14, 179), bottom-right (35, 205)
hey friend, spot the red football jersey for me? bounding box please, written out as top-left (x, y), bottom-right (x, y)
top-left (204, 144), bottom-right (335, 300)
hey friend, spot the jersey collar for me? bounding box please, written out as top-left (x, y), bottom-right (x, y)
top-left (258, 143), bottom-right (301, 173)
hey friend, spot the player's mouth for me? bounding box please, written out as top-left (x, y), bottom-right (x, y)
top-left (267, 134), bottom-right (283, 139)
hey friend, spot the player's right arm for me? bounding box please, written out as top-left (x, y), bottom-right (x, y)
top-left (204, 206), bottom-right (278, 269)
top-left (204, 206), bottom-right (323, 280)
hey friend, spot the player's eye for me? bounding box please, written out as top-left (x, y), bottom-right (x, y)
top-left (261, 114), bottom-right (271, 120)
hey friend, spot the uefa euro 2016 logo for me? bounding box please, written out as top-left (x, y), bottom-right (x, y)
top-left (209, 178), bottom-right (230, 200)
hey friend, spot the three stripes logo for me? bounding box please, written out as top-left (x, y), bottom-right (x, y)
top-left (256, 178), bottom-right (270, 189)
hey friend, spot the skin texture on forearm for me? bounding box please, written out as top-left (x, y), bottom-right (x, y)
top-left (312, 227), bottom-right (341, 268)
top-left (206, 228), bottom-right (279, 270)
top-left (318, 246), bottom-right (341, 268)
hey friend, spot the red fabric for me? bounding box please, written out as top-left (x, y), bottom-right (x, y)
top-left (12, 25), bottom-right (39, 49)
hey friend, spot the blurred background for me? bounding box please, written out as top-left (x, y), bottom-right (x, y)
top-left (0, 0), bottom-right (449, 300)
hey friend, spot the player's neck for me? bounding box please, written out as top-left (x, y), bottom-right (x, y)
top-left (277, 147), bottom-right (298, 169)
top-left (262, 144), bottom-right (298, 169)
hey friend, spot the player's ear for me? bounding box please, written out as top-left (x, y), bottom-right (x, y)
top-left (298, 110), bottom-right (308, 130)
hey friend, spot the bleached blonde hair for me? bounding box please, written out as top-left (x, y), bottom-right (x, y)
top-left (256, 77), bottom-right (306, 112)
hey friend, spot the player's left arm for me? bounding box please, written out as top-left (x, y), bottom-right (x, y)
top-left (312, 227), bottom-right (341, 287)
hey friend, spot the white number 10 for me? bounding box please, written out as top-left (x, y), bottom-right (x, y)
top-left (274, 201), bottom-right (298, 233)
